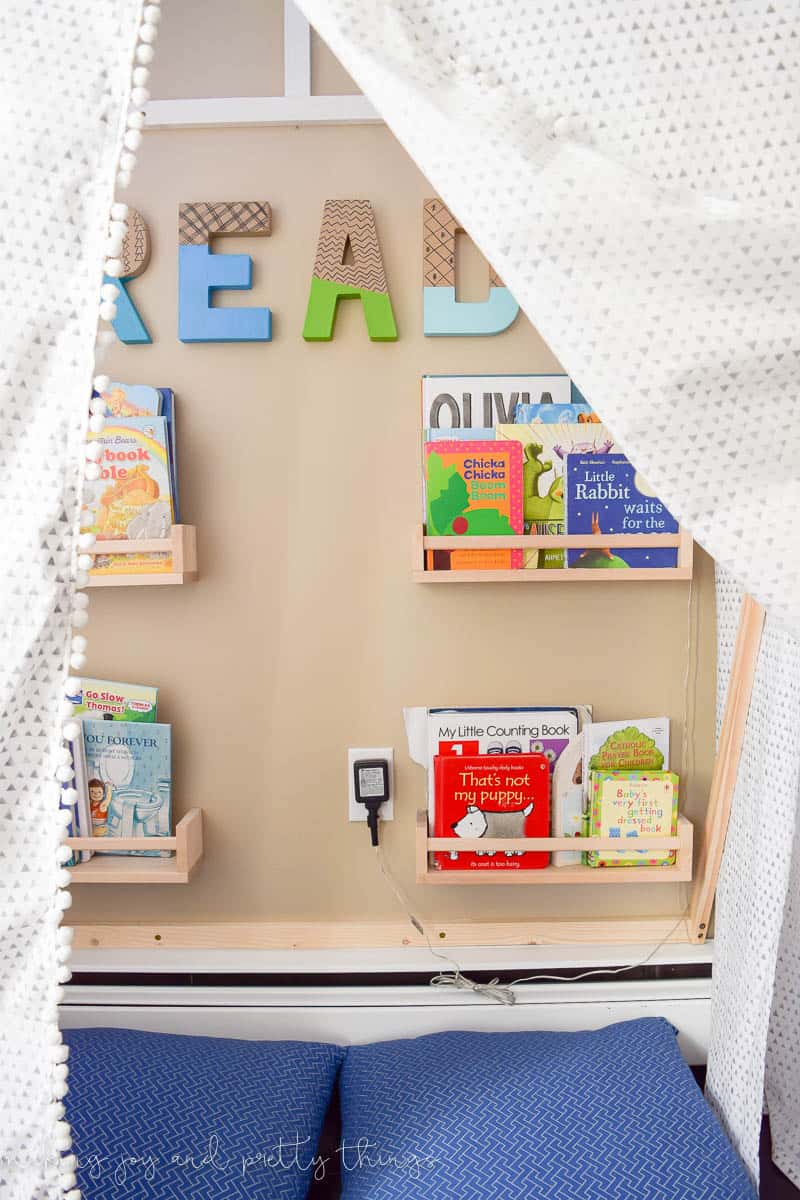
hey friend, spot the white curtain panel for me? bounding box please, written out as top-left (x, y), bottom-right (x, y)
top-left (0, 2), bottom-right (142, 1197)
top-left (294, 0), bottom-right (800, 1187)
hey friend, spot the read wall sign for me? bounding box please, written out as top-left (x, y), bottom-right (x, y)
top-left (114, 199), bottom-right (519, 346)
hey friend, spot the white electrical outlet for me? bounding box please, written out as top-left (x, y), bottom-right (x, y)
top-left (348, 747), bottom-right (394, 822)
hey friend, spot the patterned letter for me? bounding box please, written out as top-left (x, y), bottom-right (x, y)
top-left (178, 201), bottom-right (272, 343)
top-left (303, 200), bottom-right (397, 341)
top-left (423, 199), bottom-right (519, 336)
top-left (110, 208), bottom-right (151, 345)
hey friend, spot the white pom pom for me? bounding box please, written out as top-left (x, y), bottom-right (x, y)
top-left (56, 808), bottom-right (74, 827)
top-left (54, 1118), bottom-right (71, 1138)
top-left (131, 86), bottom-right (150, 106)
top-left (76, 554), bottom-right (93, 571)
top-left (75, 570), bottom-right (90, 588)
top-left (132, 65), bottom-right (150, 85)
top-left (78, 531), bottom-right (96, 549)
top-left (62, 719), bottom-right (81, 741)
top-left (58, 926), bottom-right (74, 945)
top-left (105, 230), bottom-right (124, 253)
top-left (123, 129), bottom-right (142, 153)
top-left (55, 745), bottom-right (73, 765)
top-left (119, 150), bottom-right (137, 172)
top-left (64, 1188), bottom-right (82, 1200)
top-left (104, 258), bottom-right (123, 277)
top-left (71, 609), bottom-right (89, 630)
top-left (69, 651), bottom-right (87, 671)
top-left (54, 1133), bottom-right (72, 1153)
top-left (100, 283), bottom-right (120, 304)
top-left (60, 1155), bottom-right (77, 1175)
top-left (60, 1173), bottom-right (77, 1191)
top-left (143, 4), bottom-right (161, 22)
top-left (73, 591), bottom-right (89, 610)
top-left (127, 111), bottom-right (146, 131)
top-left (53, 1081), bottom-right (69, 1101)
top-left (93, 373), bottom-right (110, 392)
top-left (84, 444), bottom-right (102, 464)
top-left (135, 42), bottom-right (155, 64)
top-left (88, 414), bottom-right (106, 434)
top-left (89, 398), bottom-right (107, 417)
top-left (99, 301), bottom-right (117, 322)
top-left (84, 463), bottom-right (101, 482)
top-left (61, 784), bottom-right (78, 803)
top-left (56, 845), bottom-right (73, 864)
top-left (59, 700), bottom-right (75, 719)
top-left (117, 170), bottom-right (132, 189)
top-left (109, 220), bottom-right (128, 239)
top-left (56, 869), bottom-right (72, 888)
top-left (71, 635), bottom-right (88, 653)
top-left (65, 676), bottom-right (80, 694)
top-left (138, 23), bottom-right (158, 44)
top-left (110, 201), bottom-right (129, 221)
top-left (55, 764), bottom-right (75, 783)
top-left (56, 891), bottom-right (73, 913)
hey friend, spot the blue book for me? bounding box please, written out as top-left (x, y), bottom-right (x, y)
top-left (566, 454), bottom-right (678, 568)
top-left (157, 388), bottom-right (180, 523)
top-left (514, 403), bottom-right (595, 424)
top-left (82, 720), bottom-right (172, 856)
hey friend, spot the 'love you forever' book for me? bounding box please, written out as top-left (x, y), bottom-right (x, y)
top-left (82, 720), bottom-right (172, 856)
top-left (433, 753), bottom-right (550, 870)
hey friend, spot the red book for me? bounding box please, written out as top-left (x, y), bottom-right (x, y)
top-left (433, 754), bottom-right (550, 871)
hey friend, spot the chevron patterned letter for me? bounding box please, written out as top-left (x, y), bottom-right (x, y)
top-left (303, 200), bottom-right (398, 341)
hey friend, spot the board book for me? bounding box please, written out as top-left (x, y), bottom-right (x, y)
top-left (422, 374), bottom-right (572, 431)
top-left (551, 733), bottom-right (584, 867)
top-left (67, 678), bottom-right (158, 723)
top-left (587, 770), bottom-right (679, 867)
top-left (424, 440), bottom-right (523, 571)
top-left (433, 753), bottom-right (550, 870)
top-left (495, 423), bottom-right (617, 568)
top-left (82, 416), bottom-right (174, 576)
top-left (82, 720), bottom-right (172, 856)
top-left (565, 454), bottom-right (679, 569)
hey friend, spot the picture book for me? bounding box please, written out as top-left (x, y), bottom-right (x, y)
top-left (422, 374), bottom-right (571, 431)
top-left (81, 416), bottom-right (174, 576)
top-left (582, 718), bottom-right (670, 791)
top-left (425, 440), bottom-right (523, 571)
top-left (68, 734), bottom-right (94, 863)
top-left (101, 381), bottom-right (161, 418)
top-left (433, 753), bottom-right (550, 870)
top-left (82, 720), bottom-right (172, 856)
top-left (513, 403), bottom-right (597, 424)
top-left (587, 770), bottom-right (679, 867)
top-left (551, 733), bottom-right (584, 866)
top-left (403, 705), bottom-right (590, 818)
top-left (565, 454), bottom-right (679, 569)
top-left (496, 423), bottom-right (617, 568)
top-left (66, 678), bottom-right (158, 723)
top-left (157, 387), bottom-right (180, 523)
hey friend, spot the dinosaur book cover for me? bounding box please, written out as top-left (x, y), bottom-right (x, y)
top-left (496, 423), bottom-right (617, 568)
top-left (424, 440), bottom-right (523, 570)
top-left (565, 454), bottom-right (678, 569)
top-left (433, 753), bottom-right (550, 870)
top-left (81, 416), bottom-right (174, 576)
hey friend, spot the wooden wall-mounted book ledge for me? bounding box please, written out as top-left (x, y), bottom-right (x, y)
top-left (415, 809), bottom-right (693, 885)
top-left (67, 808), bottom-right (203, 884)
top-left (87, 524), bottom-right (198, 588)
top-left (413, 527), bottom-right (693, 583)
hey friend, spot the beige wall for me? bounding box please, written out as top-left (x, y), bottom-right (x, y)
top-left (70, 2), bottom-right (716, 931)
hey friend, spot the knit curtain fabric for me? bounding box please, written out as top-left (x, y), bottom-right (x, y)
top-left (0, 2), bottom-right (142, 1197)
top-left (294, 0), bottom-right (800, 1186)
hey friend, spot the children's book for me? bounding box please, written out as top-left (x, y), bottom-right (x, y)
top-left (433, 753), bottom-right (550, 870)
top-left (425, 440), bottom-right (523, 571)
top-left (67, 678), bottom-right (158, 723)
top-left (67, 734), bottom-right (94, 863)
top-left (513, 403), bottom-right (597, 424)
top-left (551, 733), bottom-right (584, 866)
top-left (404, 705), bottom-right (591, 818)
top-left (101, 381), bottom-right (161, 418)
top-left (82, 720), bottom-right (172, 856)
top-left (587, 770), bottom-right (679, 867)
top-left (422, 375), bottom-right (571, 431)
top-left (565, 454), bottom-right (679, 569)
top-left (157, 387), bottom-right (180, 523)
top-left (582, 718), bottom-right (670, 788)
top-left (82, 416), bottom-right (174, 576)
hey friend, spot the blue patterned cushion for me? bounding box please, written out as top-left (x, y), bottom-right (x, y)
top-left (338, 1018), bottom-right (756, 1199)
top-left (63, 1027), bottom-right (343, 1199)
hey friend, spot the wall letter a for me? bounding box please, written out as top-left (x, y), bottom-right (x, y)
top-left (303, 200), bottom-right (397, 342)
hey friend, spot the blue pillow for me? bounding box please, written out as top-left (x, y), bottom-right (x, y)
top-left (63, 1027), bottom-right (343, 1199)
top-left (338, 1017), bottom-right (756, 1200)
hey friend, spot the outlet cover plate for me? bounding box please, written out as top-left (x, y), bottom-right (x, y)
top-left (348, 747), bottom-right (394, 822)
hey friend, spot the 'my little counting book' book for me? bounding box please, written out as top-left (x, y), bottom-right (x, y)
top-left (425, 440), bottom-right (523, 571)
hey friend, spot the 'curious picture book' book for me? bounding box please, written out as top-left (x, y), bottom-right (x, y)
top-left (434, 753), bottom-right (550, 870)
top-left (82, 416), bottom-right (174, 577)
top-left (67, 678), bottom-right (158, 723)
top-left (495, 423), bottom-right (617, 568)
top-left (565, 454), bottom-right (679, 569)
top-left (82, 720), bottom-right (172, 856)
top-left (587, 770), bottom-right (679, 867)
top-left (425, 440), bottom-right (523, 571)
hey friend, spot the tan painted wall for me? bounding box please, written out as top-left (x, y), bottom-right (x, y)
top-left (70, 1), bottom-right (716, 931)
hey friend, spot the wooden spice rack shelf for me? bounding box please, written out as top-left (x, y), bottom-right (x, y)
top-left (415, 809), bottom-right (693, 885)
top-left (413, 526), bottom-right (693, 582)
top-left (87, 524), bottom-right (198, 587)
top-left (67, 808), bottom-right (203, 884)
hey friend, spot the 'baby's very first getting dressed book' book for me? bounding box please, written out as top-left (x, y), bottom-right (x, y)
top-left (82, 720), bottom-right (172, 855)
top-left (587, 770), bottom-right (679, 868)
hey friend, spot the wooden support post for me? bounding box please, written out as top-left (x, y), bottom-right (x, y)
top-left (688, 594), bottom-right (766, 943)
